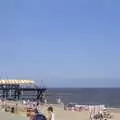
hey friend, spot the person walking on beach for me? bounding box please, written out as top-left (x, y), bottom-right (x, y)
top-left (47, 106), bottom-right (55, 120)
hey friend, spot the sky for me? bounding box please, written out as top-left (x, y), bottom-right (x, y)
top-left (0, 0), bottom-right (120, 87)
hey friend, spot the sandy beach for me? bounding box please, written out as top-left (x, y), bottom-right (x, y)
top-left (39, 105), bottom-right (120, 120)
top-left (0, 111), bottom-right (27, 120)
top-left (1, 103), bottom-right (120, 120)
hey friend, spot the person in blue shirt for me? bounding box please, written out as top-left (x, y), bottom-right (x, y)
top-left (30, 108), bottom-right (47, 120)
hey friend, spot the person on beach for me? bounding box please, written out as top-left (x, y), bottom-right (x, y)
top-left (29, 108), bottom-right (47, 120)
top-left (47, 106), bottom-right (55, 120)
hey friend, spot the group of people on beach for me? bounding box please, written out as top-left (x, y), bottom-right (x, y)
top-left (29, 106), bottom-right (55, 120)
top-left (0, 99), bottom-right (55, 120)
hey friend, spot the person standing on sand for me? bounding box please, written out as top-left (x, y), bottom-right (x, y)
top-left (47, 106), bottom-right (55, 120)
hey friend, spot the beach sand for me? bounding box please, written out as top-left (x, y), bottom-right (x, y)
top-left (40, 105), bottom-right (120, 120)
top-left (41, 105), bottom-right (89, 120)
top-left (0, 111), bottom-right (27, 120)
top-left (0, 104), bottom-right (120, 120)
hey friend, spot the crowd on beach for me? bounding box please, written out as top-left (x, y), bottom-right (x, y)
top-left (0, 99), bottom-right (55, 120)
top-left (0, 98), bottom-right (113, 120)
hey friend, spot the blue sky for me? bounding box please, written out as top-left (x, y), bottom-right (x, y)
top-left (0, 0), bottom-right (120, 87)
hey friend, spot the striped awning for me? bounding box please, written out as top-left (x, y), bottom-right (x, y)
top-left (0, 79), bottom-right (35, 84)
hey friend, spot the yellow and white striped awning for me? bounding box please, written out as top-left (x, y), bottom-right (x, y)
top-left (0, 79), bottom-right (35, 84)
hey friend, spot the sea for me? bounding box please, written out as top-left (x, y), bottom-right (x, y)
top-left (47, 88), bottom-right (120, 108)
top-left (1, 88), bottom-right (120, 108)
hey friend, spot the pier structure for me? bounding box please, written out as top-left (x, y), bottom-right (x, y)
top-left (0, 79), bottom-right (47, 103)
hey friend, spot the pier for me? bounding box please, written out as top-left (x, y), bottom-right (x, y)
top-left (0, 80), bottom-right (47, 103)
